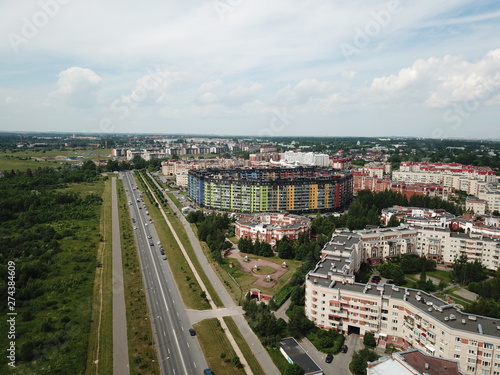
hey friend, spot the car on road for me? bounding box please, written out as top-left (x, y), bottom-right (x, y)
top-left (204, 369), bottom-right (213, 375)
top-left (341, 345), bottom-right (348, 353)
top-left (162, 255), bottom-right (167, 260)
top-left (189, 328), bottom-right (196, 336)
top-left (149, 242), bottom-right (154, 246)
top-left (145, 223), bottom-right (148, 226)
top-left (147, 235), bottom-right (152, 239)
top-left (325, 354), bottom-right (333, 363)
top-left (133, 226), bottom-right (137, 230)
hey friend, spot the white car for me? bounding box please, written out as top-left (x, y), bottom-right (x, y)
top-left (133, 226), bottom-right (137, 230)
top-left (145, 223), bottom-right (148, 226)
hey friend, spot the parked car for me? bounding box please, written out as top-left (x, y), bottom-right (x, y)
top-left (341, 345), bottom-right (348, 353)
top-left (203, 369), bottom-right (213, 375)
top-left (189, 328), bottom-right (196, 336)
top-left (325, 354), bottom-right (333, 363)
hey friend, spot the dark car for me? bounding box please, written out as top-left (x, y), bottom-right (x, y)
top-left (341, 345), bottom-right (348, 353)
top-left (149, 242), bottom-right (154, 246)
top-left (387, 279), bottom-right (395, 284)
top-left (325, 354), bottom-right (333, 363)
top-left (203, 369), bottom-right (213, 375)
top-left (189, 328), bottom-right (196, 336)
top-left (372, 275), bottom-right (381, 281)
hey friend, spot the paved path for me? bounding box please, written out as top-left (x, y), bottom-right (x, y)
top-left (111, 177), bottom-right (130, 375)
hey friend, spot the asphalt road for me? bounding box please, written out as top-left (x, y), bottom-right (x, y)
top-left (122, 172), bottom-right (207, 375)
top-left (111, 177), bottom-right (130, 375)
top-left (148, 172), bottom-right (281, 375)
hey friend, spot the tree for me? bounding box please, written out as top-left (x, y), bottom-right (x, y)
top-left (284, 363), bottom-right (304, 375)
top-left (350, 348), bottom-right (380, 375)
top-left (386, 215), bottom-right (400, 227)
top-left (452, 254), bottom-right (487, 286)
top-left (363, 332), bottom-right (376, 348)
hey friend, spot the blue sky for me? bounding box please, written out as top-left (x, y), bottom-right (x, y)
top-left (1, 0), bottom-right (500, 138)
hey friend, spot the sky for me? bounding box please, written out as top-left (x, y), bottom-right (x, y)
top-left (1, 0), bottom-right (500, 139)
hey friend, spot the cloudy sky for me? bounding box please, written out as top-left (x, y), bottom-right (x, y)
top-left (1, 0), bottom-right (500, 138)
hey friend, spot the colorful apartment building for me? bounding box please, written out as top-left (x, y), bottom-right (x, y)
top-left (187, 167), bottom-right (353, 213)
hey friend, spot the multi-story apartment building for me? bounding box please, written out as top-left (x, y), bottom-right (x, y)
top-left (305, 232), bottom-right (500, 375)
top-left (381, 206), bottom-right (456, 228)
top-left (187, 167), bottom-right (353, 213)
top-left (478, 184), bottom-right (500, 214)
top-left (393, 162), bottom-right (496, 196)
top-left (282, 151), bottom-right (330, 167)
top-left (235, 213), bottom-right (311, 246)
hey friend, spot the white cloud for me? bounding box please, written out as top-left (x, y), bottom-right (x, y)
top-left (5, 96), bottom-right (18, 105)
top-left (50, 67), bottom-right (102, 107)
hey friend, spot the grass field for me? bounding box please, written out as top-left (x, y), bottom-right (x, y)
top-left (194, 318), bottom-right (246, 375)
top-left (117, 179), bottom-right (160, 375)
top-left (0, 148), bottom-right (113, 172)
top-left (86, 179), bottom-right (113, 375)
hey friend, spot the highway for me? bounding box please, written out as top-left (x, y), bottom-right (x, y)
top-left (121, 172), bottom-right (207, 375)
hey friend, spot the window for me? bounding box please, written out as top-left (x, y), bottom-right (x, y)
top-left (392, 312), bottom-right (399, 317)
top-left (469, 349), bottom-right (477, 355)
top-left (456, 337), bottom-right (462, 342)
top-left (455, 346), bottom-right (461, 351)
top-left (392, 319), bottom-right (398, 324)
top-left (392, 327), bottom-right (398, 331)
top-left (484, 352), bottom-right (492, 358)
top-left (483, 361), bottom-right (491, 367)
top-left (468, 358), bottom-right (477, 364)
top-left (470, 340), bottom-right (478, 346)
top-left (393, 305), bottom-right (399, 309)
top-left (485, 343), bottom-right (494, 350)
top-left (467, 366), bottom-right (475, 373)
top-left (454, 354), bottom-right (461, 359)
top-left (392, 335), bottom-right (398, 341)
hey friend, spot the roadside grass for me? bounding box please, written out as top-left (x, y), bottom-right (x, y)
top-left (446, 287), bottom-right (474, 306)
top-left (135, 172), bottom-right (212, 310)
top-left (85, 179), bottom-right (113, 375)
top-left (223, 317), bottom-right (266, 375)
top-left (194, 318), bottom-right (246, 375)
top-left (167, 192), bottom-right (184, 210)
top-left (267, 347), bottom-right (292, 373)
top-left (117, 180), bottom-right (160, 375)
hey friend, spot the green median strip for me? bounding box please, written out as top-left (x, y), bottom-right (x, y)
top-left (223, 317), bottom-right (266, 375)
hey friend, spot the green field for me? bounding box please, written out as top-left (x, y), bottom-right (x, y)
top-left (0, 148), bottom-right (113, 172)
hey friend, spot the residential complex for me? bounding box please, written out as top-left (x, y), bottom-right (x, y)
top-left (381, 206), bottom-right (456, 228)
top-left (235, 213), bottom-right (311, 246)
top-left (393, 162), bottom-right (496, 196)
top-left (305, 230), bottom-right (500, 375)
top-left (187, 167), bottom-right (353, 213)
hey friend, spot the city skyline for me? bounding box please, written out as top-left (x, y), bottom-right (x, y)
top-left (1, 1), bottom-right (500, 138)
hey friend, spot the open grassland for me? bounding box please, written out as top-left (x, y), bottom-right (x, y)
top-left (223, 317), bottom-right (266, 375)
top-left (86, 179), bottom-right (113, 375)
top-left (134, 172), bottom-right (212, 310)
top-left (117, 180), bottom-right (160, 375)
top-left (0, 148), bottom-right (113, 172)
top-left (194, 318), bottom-right (246, 375)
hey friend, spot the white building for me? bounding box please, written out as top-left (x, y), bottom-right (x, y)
top-left (305, 231), bottom-right (500, 375)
